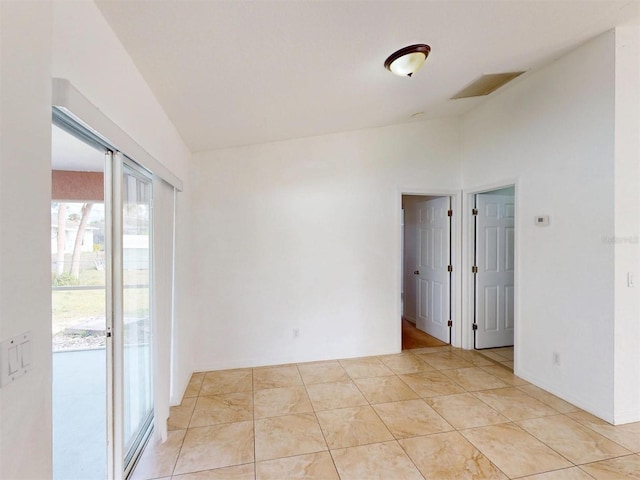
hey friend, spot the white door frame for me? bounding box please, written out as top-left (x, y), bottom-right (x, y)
top-left (462, 180), bottom-right (519, 356)
top-left (105, 151), bottom-right (116, 480)
top-left (397, 189), bottom-right (462, 349)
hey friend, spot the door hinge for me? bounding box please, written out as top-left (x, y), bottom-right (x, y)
top-left (447, 209), bottom-right (453, 217)
top-left (447, 265), bottom-right (453, 273)
top-left (472, 265), bottom-right (478, 273)
top-left (472, 208), bottom-right (478, 216)
top-left (447, 320), bottom-right (453, 327)
top-left (472, 323), bottom-right (478, 331)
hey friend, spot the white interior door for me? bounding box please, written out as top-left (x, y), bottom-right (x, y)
top-left (475, 192), bottom-right (515, 349)
top-left (415, 197), bottom-right (450, 343)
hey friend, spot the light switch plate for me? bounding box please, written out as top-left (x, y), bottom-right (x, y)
top-left (534, 215), bottom-right (550, 226)
top-left (8, 346), bottom-right (20, 374)
top-left (0, 331), bottom-right (33, 387)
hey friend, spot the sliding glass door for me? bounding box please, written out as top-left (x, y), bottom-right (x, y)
top-left (52, 111), bottom-right (155, 480)
top-left (121, 163), bottom-right (154, 472)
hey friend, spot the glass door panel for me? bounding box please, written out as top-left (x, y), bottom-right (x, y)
top-left (121, 165), bottom-right (153, 469)
top-left (51, 123), bottom-right (108, 480)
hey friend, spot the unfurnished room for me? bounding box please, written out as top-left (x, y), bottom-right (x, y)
top-left (1, 1), bottom-right (640, 479)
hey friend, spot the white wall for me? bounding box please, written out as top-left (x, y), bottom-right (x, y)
top-left (191, 119), bottom-right (462, 371)
top-left (0, 1), bottom-right (194, 477)
top-left (612, 27), bottom-right (640, 424)
top-left (462, 31), bottom-right (624, 422)
top-left (0, 3), bottom-right (53, 478)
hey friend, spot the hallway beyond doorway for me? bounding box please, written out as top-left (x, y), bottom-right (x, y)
top-left (402, 318), bottom-right (448, 350)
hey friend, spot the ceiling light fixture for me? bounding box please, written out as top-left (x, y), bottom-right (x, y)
top-left (384, 44), bottom-right (431, 77)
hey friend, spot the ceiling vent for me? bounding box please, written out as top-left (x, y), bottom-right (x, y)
top-left (451, 72), bottom-right (525, 99)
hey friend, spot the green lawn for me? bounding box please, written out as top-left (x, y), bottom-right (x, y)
top-left (52, 267), bottom-right (150, 335)
top-left (52, 289), bottom-right (106, 334)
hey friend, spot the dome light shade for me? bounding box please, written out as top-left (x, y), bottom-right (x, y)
top-left (384, 44), bottom-right (431, 77)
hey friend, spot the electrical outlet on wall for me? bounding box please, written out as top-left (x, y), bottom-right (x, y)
top-left (552, 352), bottom-right (560, 366)
top-left (293, 328), bottom-right (300, 339)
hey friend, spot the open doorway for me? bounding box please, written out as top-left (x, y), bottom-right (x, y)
top-left (401, 195), bottom-right (453, 349)
top-left (471, 186), bottom-right (515, 367)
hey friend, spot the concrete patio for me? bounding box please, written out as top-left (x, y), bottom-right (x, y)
top-left (53, 348), bottom-right (106, 480)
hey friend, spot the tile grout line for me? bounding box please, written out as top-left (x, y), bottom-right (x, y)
top-left (467, 380), bottom-right (564, 423)
top-left (404, 349), bottom-right (576, 479)
top-left (379, 351), bottom-right (514, 479)
top-left (460, 418), bottom-right (578, 471)
top-left (404, 349), bottom-right (529, 480)
top-left (576, 453), bottom-right (640, 475)
top-left (455, 421), bottom-right (564, 479)
top-left (344, 359), bottom-right (429, 479)
top-left (171, 462), bottom-right (255, 480)
top-left (575, 465), bottom-right (599, 480)
top-left (564, 412), bottom-right (640, 453)
top-left (252, 365), bottom-right (329, 469)
top-left (508, 465), bottom-right (582, 479)
top-left (310, 358), bottom-right (429, 477)
top-left (295, 362), bottom-right (343, 479)
top-left (517, 412), bottom-right (636, 466)
top-left (168, 374), bottom-right (201, 478)
top-left (380, 369), bottom-right (429, 480)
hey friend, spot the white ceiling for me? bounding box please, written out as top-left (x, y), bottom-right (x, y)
top-left (96, 0), bottom-right (640, 153)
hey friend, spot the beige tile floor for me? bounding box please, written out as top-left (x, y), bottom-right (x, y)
top-left (132, 346), bottom-right (640, 480)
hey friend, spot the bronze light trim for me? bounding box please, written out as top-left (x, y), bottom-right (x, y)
top-left (384, 44), bottom-right (431, 77)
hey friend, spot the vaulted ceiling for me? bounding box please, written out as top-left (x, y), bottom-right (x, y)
top-left (96, 0), bottom-right (640, 152)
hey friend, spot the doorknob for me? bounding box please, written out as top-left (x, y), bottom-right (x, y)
top-left (414, 270), bottom-right (420, 275)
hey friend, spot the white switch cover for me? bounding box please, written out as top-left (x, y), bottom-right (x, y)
top-left (534, 215), bottom-right (550, 226)
top-left (8, 346), bottom-right (19, 374)
top-left (0, 331), bottom-right (32, 387)
top-left (21, 340), bottom-right (32, 368)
